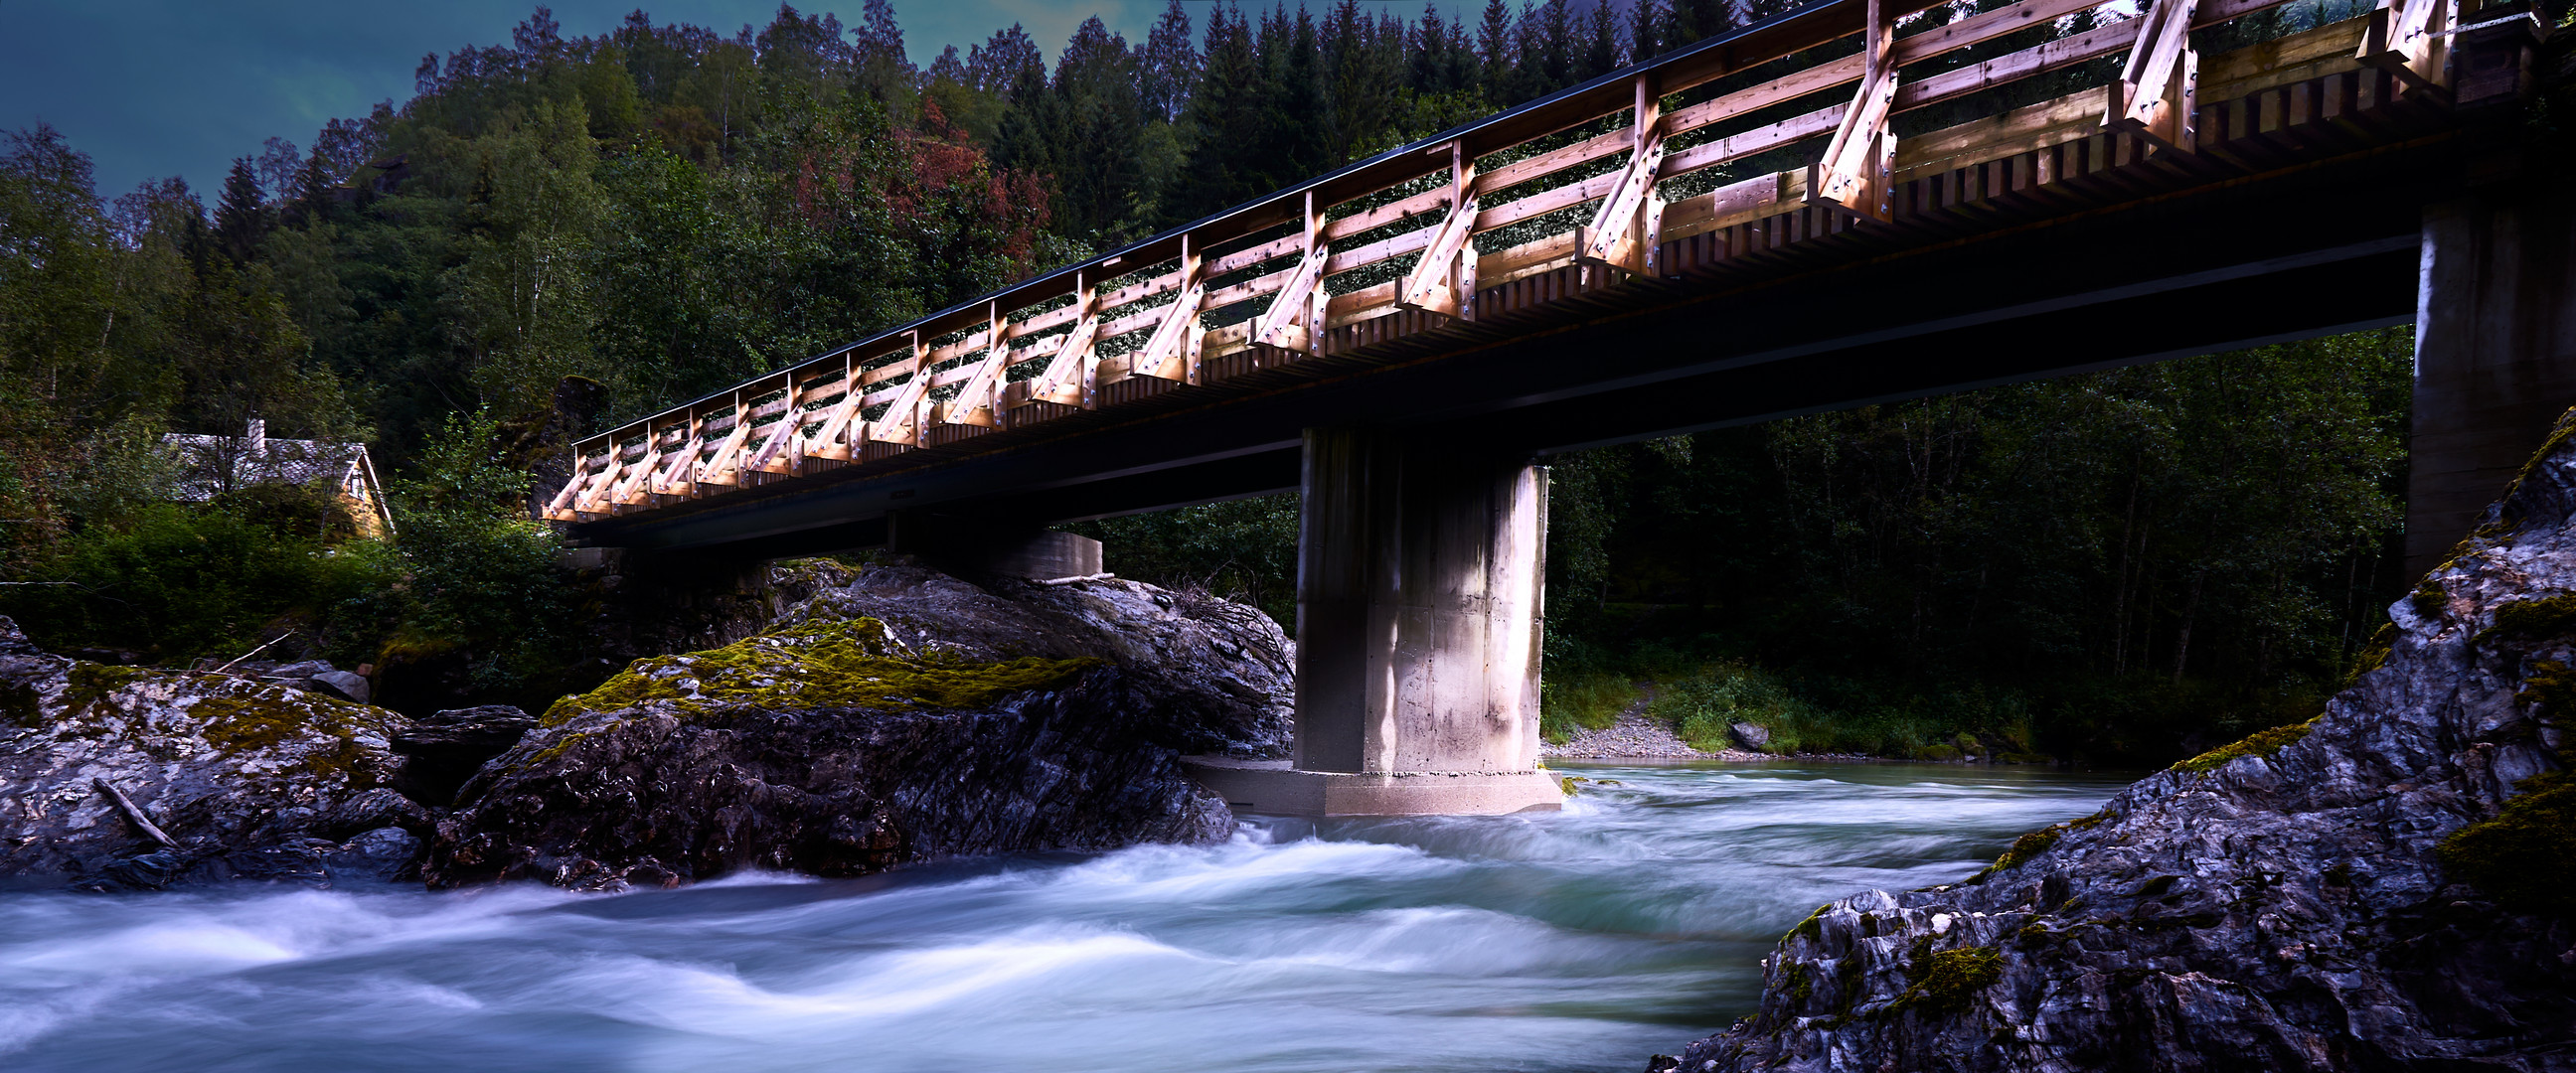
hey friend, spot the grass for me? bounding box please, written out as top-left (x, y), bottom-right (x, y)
top-left (1539, 670), bottom-right (1640, 742)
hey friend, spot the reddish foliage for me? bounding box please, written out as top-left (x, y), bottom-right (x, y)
top-left (788, 99), bottom-right (1050, 281)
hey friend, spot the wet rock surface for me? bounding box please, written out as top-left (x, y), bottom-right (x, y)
top-left (424, 567), bottom-right (1286, 891)
top-left (1667, 424), bottom-right (2576, 1072)
top-left (0, 620), bottom-right (424, 890)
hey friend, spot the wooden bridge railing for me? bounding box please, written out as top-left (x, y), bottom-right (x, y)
top-left (547, 0), bottom-right (2470, 523)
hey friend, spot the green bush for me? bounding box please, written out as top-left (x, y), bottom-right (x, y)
top-left (1540, 670), bottom-right (1638, 742)
top-left (2, 503), bottom-right (372, 662)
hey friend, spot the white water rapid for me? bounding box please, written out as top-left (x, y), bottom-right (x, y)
top-left (0, 761), bottom-right (2123, 1072)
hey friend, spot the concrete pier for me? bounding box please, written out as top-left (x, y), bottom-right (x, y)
top-left (1189, 427), bottom-right (1560, 816)
top-left (2409, 193), bottom-right (2576, 578)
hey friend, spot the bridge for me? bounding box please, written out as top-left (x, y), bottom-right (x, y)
top-left (544, 0), bottom-right (2565, 814)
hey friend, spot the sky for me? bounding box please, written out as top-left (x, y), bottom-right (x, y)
top-left (0, 0), bottom-right (1180, 199)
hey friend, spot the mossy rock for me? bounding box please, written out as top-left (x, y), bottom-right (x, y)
top-left (2479, 593), bottom-right (2576, 648)
top-left (540, 616), bottom-right (1099, 726)
top-left (1969, 826), bottom-right (2063, 883)
top-left (1890, 946), bottom-right (2002, 1015)
top-left (2437, 771), bottom-right (2576, 916)
top-left (1917, 744), bottom-right (1964, 763)
top-left (2172, 719), bottom-right (2318, 775)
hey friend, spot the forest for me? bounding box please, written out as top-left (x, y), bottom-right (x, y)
top-left (0, 0), bottom-right (2412, 765)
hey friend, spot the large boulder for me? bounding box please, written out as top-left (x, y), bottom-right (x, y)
top-left (0, 620), bottom-right (425, 889)
top-left (420, 567), bottom-right (1289, 891)
top-left (1669, 419), bottom-right (2576, 1071)
top-left (775, 562), bottom-right (1294, 758)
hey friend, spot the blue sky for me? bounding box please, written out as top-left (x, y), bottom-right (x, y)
top-left (0, 0), bottom-right (1182, 199)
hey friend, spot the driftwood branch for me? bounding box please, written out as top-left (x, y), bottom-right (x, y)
top-left (92, 778), bottom-right (179, 849)
top-left (211, 632), bottom-right (296, 676)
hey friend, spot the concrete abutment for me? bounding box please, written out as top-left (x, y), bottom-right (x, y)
top-left (2410, 188), bottom-right (2576, 578)
top-left (1186, 427), bottom-right (1561, 816)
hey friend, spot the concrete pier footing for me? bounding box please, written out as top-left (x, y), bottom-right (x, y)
top-left (1197, 427), bottom-right (1561, 816)
top-left (2408, 193), bottom-right (2576, 578)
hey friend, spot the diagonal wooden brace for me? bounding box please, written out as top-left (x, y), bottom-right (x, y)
top-left (866, 345), bottom-right (937, 446)
top-left (1135, 238), bottom-right (1206, 383)
top-left (945, 303), bottom-right (1010, 427)
top-left (1253, 191), bottom-right (1328, 356)
top-left (1398, 144), bottom-right (1480, 317)
top-left (745, 376), bottom-right (806, 475)
top-left (2105, 0), bottom-right (2199, 151)
top-left (1028, 276), bottom-right (1101, 407)
top-left (2358, 0), bottom-right (2451, 94)
top-left (1580, 77), bottom-right (1667, 273)
top-left (696, 398), bottom-right (758, 487)
top-left (804, 351), bottom-right (869, 462)
top-left (1810, 0), bottom-right (1898, 223)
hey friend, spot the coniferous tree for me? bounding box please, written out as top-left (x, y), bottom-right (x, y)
top-left (1170, 2), bottom-right (1269, 223)
top-left (1580, 0), bottom-right (1624, 80)
top-left (1477, 0), bottom-right (1517, 103)
top-left (1142, 0), bottom-right (1200, 123)
top-left (1049, 17), bottom-right (1148, 239)
top-left (212, 157), bottom-right (268, 264)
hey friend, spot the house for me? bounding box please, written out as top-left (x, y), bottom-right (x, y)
top-left (162, 418), bottom-right (396, 537)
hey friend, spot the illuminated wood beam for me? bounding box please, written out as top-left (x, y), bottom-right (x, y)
top-left (2357, 0), bottom-right (2449, 93)
top-left (2107, 0), bottom-right (2200, 151)
top-left (1027, 273), bottom-right (1102, 408)
top-left (1134, 237), bottom-right (1206, 383)
top-left (1810, 0), bottom-right (1897, 223)
top-left (1251, 191), bottom-right (1328, 357)
top-left (944, 302), bottom-right (1010, 427)
top-left (868, 332), bottom-right (936, 445)
top-left (1398, 143), bottom-right (1481, 318)
top-left (1579, 77), bottom-right (1668, 273)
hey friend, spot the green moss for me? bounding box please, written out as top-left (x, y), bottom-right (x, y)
top-left (2437, 770), bottom-right (2576, 915)
top-left (1889, 946), bottom-right (2002, 1015)
top-left (2410, 582), bottom-right (2449, 620)
top-left (1785, 903), bottom-right (1833, 944)
top-left (2172, 718), bottom-right (2318, 774)
top-left (540, 617), bottom-right (1098, 726)
top-left (1917, 744), bottom-right (1964, 762)
top-left (2067, 809), bottom-right (2111, 831)
top-left (2478, 594), bottom-right (2576, 648)
top-left (2350, 622), bottom-right (2397, 678)
top-left (2517, 659), bottom-right (2576, 713)
top-left (62, 664), bottom-right (151, 719)
top-left (1970, 826), bottom-right (2062, 882)
top-left (184, 688), bottom-right (370, 780)
top-left (1782, 961), bottom-right (1813, 1003)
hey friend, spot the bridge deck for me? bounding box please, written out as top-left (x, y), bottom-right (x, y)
top-left (556, 0), bottom-right (2524, 553)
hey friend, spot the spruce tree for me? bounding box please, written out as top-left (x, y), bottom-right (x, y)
top-left (1143, 0), bottom-right (1200, 123)
top-left (1581, 0), bottom-right (1623, 79)
top-left (1477, 0), bottom-right (1516, 104)
top-left (213, 156), bottom-right (268, 264)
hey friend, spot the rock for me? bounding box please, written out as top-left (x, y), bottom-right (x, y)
top-left (424, 571), bottom-right (1273, 891)
top-left (392, 705), bottom-right (536, 804)
top-left (319, 787), bottom-right (433, 839)
top-left (1728, 721), bottom-right (1769, 750)
top-left (307, 670), bottom-right (371, 704)
top-left (1674, 416), bottom-right (2576, 1071)
top-left (326, 827), bottom-right (422, 883)
top-left (0, 618), bottom-right (423, 890)
top-left (265, 660), bottom-right (337, 681)
top-left (775, 563), bottom-right (1294, 758)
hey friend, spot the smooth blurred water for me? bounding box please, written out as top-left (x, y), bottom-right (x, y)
top-left (0, 761), bottom-right (2125, 1073)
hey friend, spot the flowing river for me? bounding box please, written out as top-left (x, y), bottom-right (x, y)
top-left (0, 761), bottom-right (2125, 1072)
